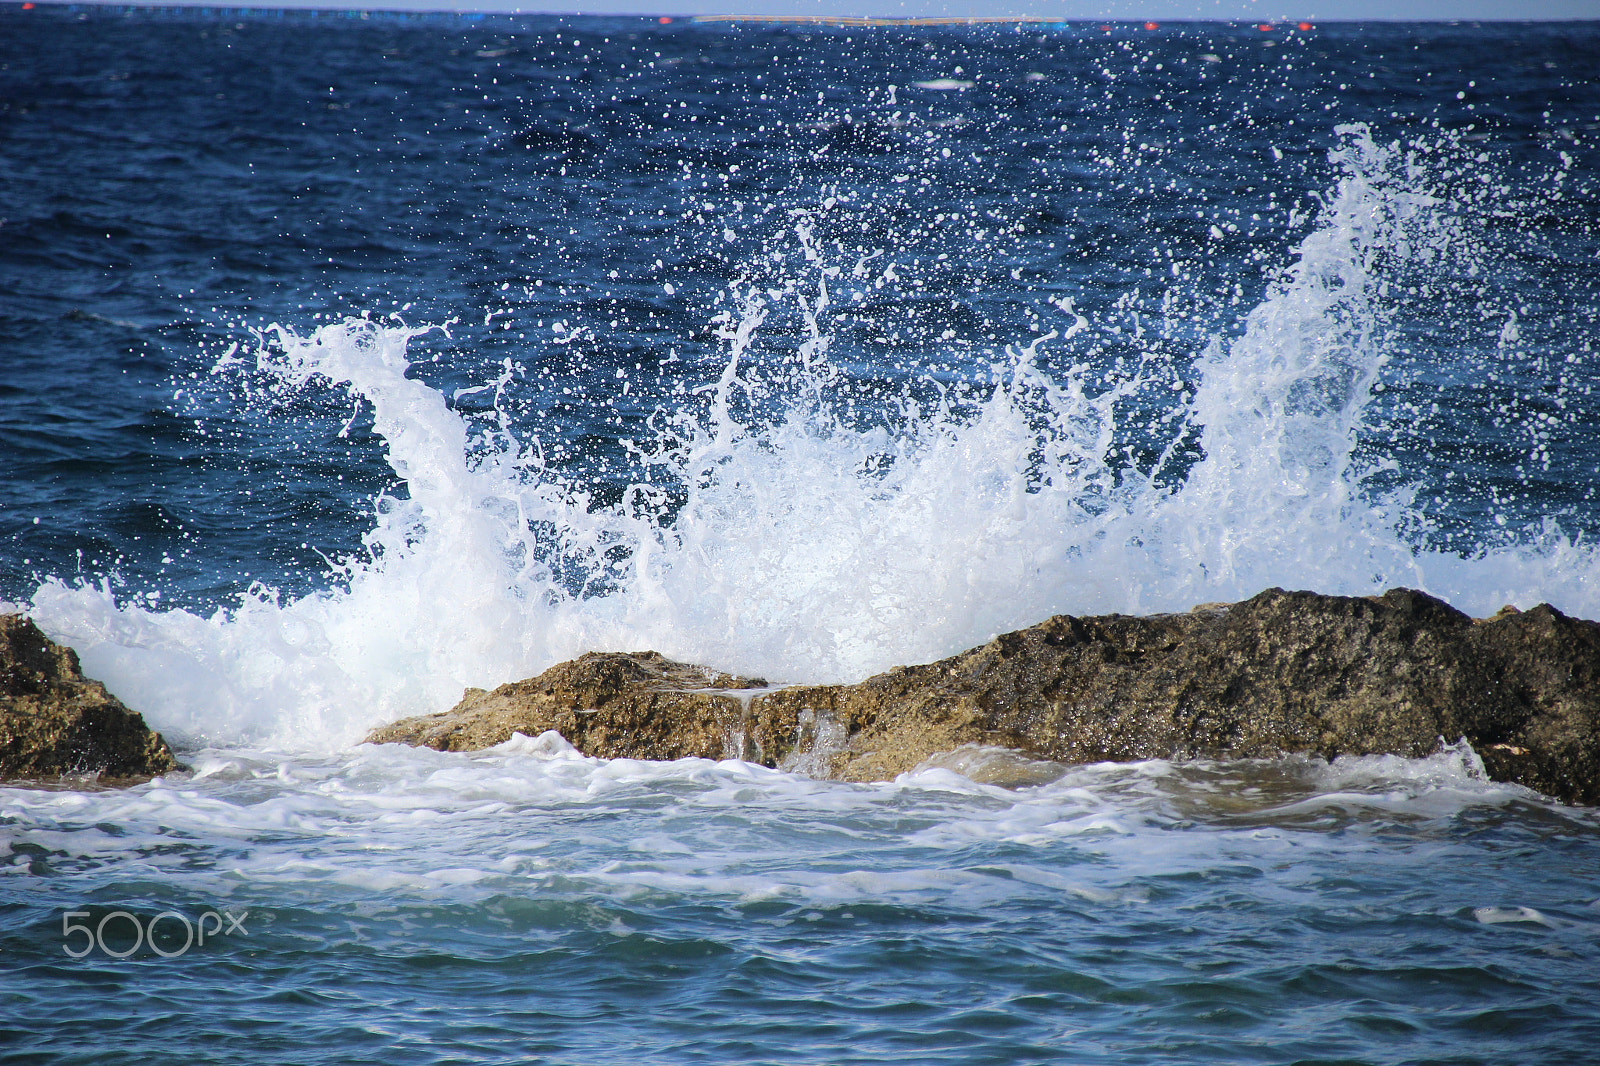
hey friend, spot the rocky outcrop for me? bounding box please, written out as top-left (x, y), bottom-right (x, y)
top-left (757, 588), bottom-right (1600, 803)
top-left (365, 651), bottom-right (774, 762)
top-left (1, 614), bottom-right (181, 783)
top-left (367, 588), bottom-right (1600, 807)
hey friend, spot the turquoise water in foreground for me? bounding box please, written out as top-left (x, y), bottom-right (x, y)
top-left (6, 740), bottom-right (1600, 1064)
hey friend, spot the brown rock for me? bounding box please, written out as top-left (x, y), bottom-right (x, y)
top-left (759, 588), bottom-right (1600, 803)
top-left (0, 614), bottom-right (181, 783)
top-left (366, 651), bottom-right (773, 762)
top-left (367, 589), bottom-right (1600, 807)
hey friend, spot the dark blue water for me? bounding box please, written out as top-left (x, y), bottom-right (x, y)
top-left (2, 9), bottom-right (1599, 1064)
top-left (5, 10), bottom-right (1597, 607)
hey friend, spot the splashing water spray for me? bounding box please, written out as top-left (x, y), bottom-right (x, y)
top-left (15, 126), bottom-right (1598, 750)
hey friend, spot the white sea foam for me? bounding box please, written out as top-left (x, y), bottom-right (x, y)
top-left (2, 738), bottom-right (1558, 916)
top-left (13, 127), bottom-right (1599, 750)
top-left (1474, 906), bottom-right (1558, 927)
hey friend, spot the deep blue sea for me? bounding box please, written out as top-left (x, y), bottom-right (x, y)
top-left (3, 8), bottom-right (1600, 1063)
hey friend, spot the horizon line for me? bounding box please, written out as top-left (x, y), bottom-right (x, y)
top-left (9, 1), bottom-right (1598, 20)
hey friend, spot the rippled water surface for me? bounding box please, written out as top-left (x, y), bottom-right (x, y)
top-left (2, 9), bottom-right (1599, 1063)
top-left (6, 741), bottom-right (1600, 1065)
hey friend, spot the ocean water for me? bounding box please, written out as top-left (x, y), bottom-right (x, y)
top-left (3, 9), bottom-right (1600, 1063)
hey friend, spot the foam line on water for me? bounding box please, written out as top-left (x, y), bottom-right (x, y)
top-left (0, 739), bottom-right (1561, 911)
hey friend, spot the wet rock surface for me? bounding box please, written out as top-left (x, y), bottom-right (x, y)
top-left (0, 614), bottom-right (181, 783)
top-left (368, 588), bottom-right (1600, 807)
top-left (366, 651), bottom-right (774, 762)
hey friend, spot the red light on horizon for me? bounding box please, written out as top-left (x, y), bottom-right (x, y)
top-left (1144, 21), bottom-right (1160, 30)
top-left (1258, 23), bottom-right (1275, 31)
top-left (1298, 21), bottom-right (1315, 30)
top-left (22, 2), bottom-right (35, 8)
top-left (658, 15), bottom-right (672, 23)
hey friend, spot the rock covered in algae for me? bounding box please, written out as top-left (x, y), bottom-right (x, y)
top-left (367, 588), bottom-right (1600, 807)
top-left (0, 614), bottom-right (181, 783)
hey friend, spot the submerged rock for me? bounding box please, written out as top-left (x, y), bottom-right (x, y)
top-left (0, 614), bottom-right (181, 783)
top-left (368, 589), bottom-right (1600, 807)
